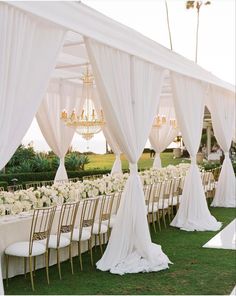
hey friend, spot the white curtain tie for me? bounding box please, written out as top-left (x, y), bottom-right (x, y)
top-left (224, 151), bottom-right (229, 158)
top-left (59, 156), bottom-right (65, 164)
top-left (129, 163), bottom-right (138, 175)
top-left (190, 155), bottom-right (197, 164)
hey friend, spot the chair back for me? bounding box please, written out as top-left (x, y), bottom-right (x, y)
top-left (77, 197), bottom-right (99, 239)
top-left (163, 179), bottom-right (173, 200)
top-left (56, 202), bottom-right (79, 246)
top-left (143, 184), bottom-right (152, 206)
top-left (150, 182), bottom-right (162, 203)
top-left (25, 182), bottom-right (42, 190)
top-left (29, 206), bottom-right (56, 255)
top-left (42, 180), bottom-right (54, 187)
top-left (112, 191), bottom-right (122, 215)
top-left (7, 184), bottom-right (23, 192)
top-left (97, 195), bottom-right (115, 230)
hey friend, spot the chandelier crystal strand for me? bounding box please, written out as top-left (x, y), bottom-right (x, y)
top-left (60, 67), bottom-right (105, 140)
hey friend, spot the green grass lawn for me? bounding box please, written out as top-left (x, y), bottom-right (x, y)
top-left (4, 207), bottom-right (235, 295)
top-left (86, 152), bottom-right (189, 171)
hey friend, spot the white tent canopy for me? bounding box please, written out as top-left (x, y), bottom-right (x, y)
top-left (1, 1), bottom-right (235, 293)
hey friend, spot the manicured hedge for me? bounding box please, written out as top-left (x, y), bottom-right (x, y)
top-left (0, 169), bottom-right (113, 186)
top-left (0, 181), bottom-right (8, 190)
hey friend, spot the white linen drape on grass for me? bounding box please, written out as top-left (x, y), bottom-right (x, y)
top-left (86, 38), bottom-right (171, 274)
top-left (37, 80), bottom-right (84, 181)
top-left (170, 72), bottom-right (221, 231)
top-left (150, 95), bottom-right (179, 169)
top-left (92, 88), bottom-right (122, 175)
top-left (0, 3), bottom-right (65, 294)
top-left (206, 86), bottom-right (236, 207)
top-left (0, 3), bottom-right (65, 170)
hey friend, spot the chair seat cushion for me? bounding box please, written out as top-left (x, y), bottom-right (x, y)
top-left (5, 241), bottom-right (46, 257)
top-left (147, 203), bottom-right (158, 213)
top-left (63, 228), bottom-right (91, 242)
top-left (46, 234), bottom-right (70, 249)
top-left (92, 222), bottom-right (108, 234)
top-left (156, 199), bottom-right (169, 209)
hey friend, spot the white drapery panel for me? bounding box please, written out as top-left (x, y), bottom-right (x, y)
top-left (0, 3), bottom-right (65, 294)
top-left (86, 38), bottom-right (170, 274)
top-left (170, 73), bottom-right (221, 231)
top-left (150, 95), bottom-right (179, 169)
top-left (92, 88), bottom-right (122, 175)
top-left (37, 80), bottom-right (84, 181)
top-left (0, 3), bottom-right (65, 170)
top-left (206, 86), bottom-right (236, 207)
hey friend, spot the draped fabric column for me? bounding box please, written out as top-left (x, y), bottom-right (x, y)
top-left (150, 95), bottom-right (179, 169)
top-left (37, 80), bottom-right (84, 181)
top-left (86, 38), bottom-right (170, 274)
top-left (170, 72), bottom-right (221, 231)
top-left (206, 86), bottom-right (236, 207)
top-left (92, 89), bottom-right (122, 175)
top-left (0, 4), bottom-right (65, 294)
top-left (0, 3), bottom-right (65, 170)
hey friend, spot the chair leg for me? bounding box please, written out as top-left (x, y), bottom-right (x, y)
top-left (45, 251), bottom-right (50, 285)
top-left (163, 210), bottom-right (167, 228)
top-left (57, 248), bottom-right (62, 280)
top-left (88, 239), bottom-right (93, 266)
top-left (33, 256), bottom-right (36, 276)
top-left (5, 254), bottom-right (9, 287)
top-left (29, 256), bottom-right (35, 291)
top-left (152, 212), bottom-right (157, 233)
top-left (24, 257), bottom-right (27, 279)
top-left (157, 211), bottom-right (161, 231)
top-left (98, 234), bottom-right (103, 255)
top-left (69, 244), bottom-right (74, 274)
top-left (78, 242), bottom-right (83, 271)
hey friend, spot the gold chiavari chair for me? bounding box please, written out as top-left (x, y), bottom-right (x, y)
top-left (205, 171), bottom-right (216, 200)
top-left (159, 179), bottom-right (173, 228)
top-left (143, 184), bottom-right (153, 230)
top-left (68, 177), bottom-right (80, 183)
top-left (70, 197), bottom-right (99, 270)
top-left (5, 206), bottom-right (56, 291)
top-left (109, 190), bottom-right (122, 229)
top-left (41, 180), bottom-right (54, 187)
top-left (7, 184), bottom-right (23, 192)
top-left (171, 177), bottom-right (182, 215)
top-left (148, 182), bottom-right (163, 232)
top-left (93, 194), bottom-right (115, 254)
top-left (25, 182), bottom-right (42, 190)
top-left (45, 202), bottom-right (78, 279)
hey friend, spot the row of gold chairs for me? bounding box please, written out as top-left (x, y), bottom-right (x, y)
top-left (4, 193), bottom-right (121, 291)
top-left (144, 177), bottom-right (184, 232)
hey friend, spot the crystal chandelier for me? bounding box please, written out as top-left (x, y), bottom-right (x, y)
top-left (60, 68), bottom-right (105, 141)
top-left (152, 114), bottom-right (178, 129)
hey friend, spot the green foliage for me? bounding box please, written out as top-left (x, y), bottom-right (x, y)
top-left (65, 153), bottom-right (90, 171)
top-left (6, 145), bottom-right (35, 168)
top-left (0, 181), bottom-right (8, 190)
top-left (32, 154), bottom-right (52, 172)
top-left (0, 169), bottom-right (113, 186)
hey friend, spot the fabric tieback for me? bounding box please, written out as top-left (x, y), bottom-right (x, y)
top-left (224, 151), bottom-right (229, 158)
top-left (190, 155), bottom-right (197, 164)
top-left (129, 163), bottom-right (138, 175)
top-left (59, 156), bottom-right (65, 165)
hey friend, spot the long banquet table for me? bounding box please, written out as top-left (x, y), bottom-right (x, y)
top-left (0, 205), bottom-right (102, 279)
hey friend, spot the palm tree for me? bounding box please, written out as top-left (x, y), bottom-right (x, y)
top-left (165, 0), bottom-right (173, 50)
top-left (186, 1), bottom-right (211, 63)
